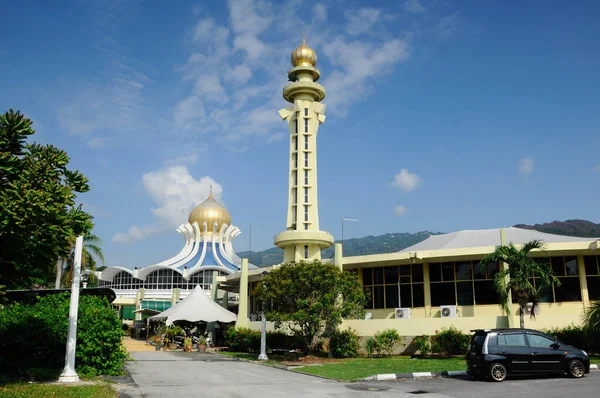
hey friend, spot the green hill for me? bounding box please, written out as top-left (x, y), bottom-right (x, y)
top-left (238, 219), bottom-right (600, 267)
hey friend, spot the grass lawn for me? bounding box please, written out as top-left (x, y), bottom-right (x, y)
top-left (295, 357), bottom-right (466, 381)
top-left (0, 383), bottom-right (117, 398)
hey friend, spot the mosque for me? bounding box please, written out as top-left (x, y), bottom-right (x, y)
top-left (100, 37), bottom-right (600, 335)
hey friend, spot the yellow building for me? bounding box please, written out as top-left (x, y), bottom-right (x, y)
top-left (219, 37), bottom-right (600, 338)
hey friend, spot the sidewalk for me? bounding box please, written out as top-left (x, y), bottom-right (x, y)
top-left (122, 337), bottom-right (158, 352)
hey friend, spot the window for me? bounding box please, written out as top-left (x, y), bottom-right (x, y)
top-left (304, 223), bottom-right (308, 230)
top-left (293, 188), bottom-right (297, 204)
top-left (529, 256), bottom-right (582, 302)
top-left (585, 256), bottom-right (600, 300)
top-left (304, 245), bottom-right (309, 259)
top-left (293, 209), bottom-right (297, 223)
top-left (304, 169), bottom-right (309, 185)
top-left (430, 261), bottom-right (499, 306)
top-left (304, 205), bottom-right (309, 222)
top-left (498, 333), bottom-right (526, 346)
top-left (188, 270), bottom-right (227, 291)
top-left (293, 171), bottom-right (297, 186)
top-left (304, 108), bottom-right (308, 116)
top-left (304, 134), bottom-right (308, 150)
top-left (304, 152), bottom-right (308, 167)
top-left (294, 136), bottom-right (297, 151)
top-left (293, 154), bottom-right (297, 168)
top-left (295, 116), bottom-right (298, 134)
top-left (527, 334), bottom-right (555, 348)
top-left (362, 265), bottom-right (425, 309)
top-left (304, 187), bottom-right (309, 203)
top-left (304, 119), bottom-right (308, 133)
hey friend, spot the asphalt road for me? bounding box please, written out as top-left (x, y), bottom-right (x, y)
top-left (117, 352), bottom-right (599, 398)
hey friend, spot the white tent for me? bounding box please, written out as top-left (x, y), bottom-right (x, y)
top-left (148, 285), bottom-right (237, 326)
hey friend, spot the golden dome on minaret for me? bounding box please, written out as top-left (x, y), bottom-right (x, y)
top-left (291, 33), bottom-right (317, 67)
top-left (188, 186), bottom-right (231, 233)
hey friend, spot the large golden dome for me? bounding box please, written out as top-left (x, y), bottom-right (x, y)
top-left (291, 34), bottom-right (317, 67)
top-left (188, 187), bottom-right (231, 233)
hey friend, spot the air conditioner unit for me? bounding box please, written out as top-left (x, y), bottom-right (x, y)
top-left (395, 308), bottom-right (411, 319)
top-left (440, 305), bottom-right (458, 318)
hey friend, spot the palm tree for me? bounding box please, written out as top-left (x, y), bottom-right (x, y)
top-left (63, 234), bottom-right (105, 286)
top-left (583, 301), bottom-right (600, 333)
top-left (480, 239), bottom-right (560, 329)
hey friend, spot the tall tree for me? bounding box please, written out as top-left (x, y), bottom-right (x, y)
top-left (480, 239), bottom-right (560, 329)
top-left (255, 260), bottom-right (365, 353)
top-left (0, 109), bottom-right (93, 289)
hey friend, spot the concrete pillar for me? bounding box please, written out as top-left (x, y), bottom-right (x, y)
top-left (171, 288), bottom-right (180, 306)
top-left (222, 292), bottom-right (229, 310)
top-left (58, 236), bottom-right (83, 383)
top-left (499, 228), bottom-right (515, 328)
top-left (577, 255), bottom-right (590, 307)
top-left (235, 258), bottom-right (250, 328)
top-left (423, 262), bottom-right (431, 317)
top-left (134, 288), bottom-right (146, 321)
top-left (333, 243), bottom-right (343, 270)
top-left (207, 271), bottom-right (220, 343)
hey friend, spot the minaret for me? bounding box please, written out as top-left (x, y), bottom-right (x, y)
top-left (274, 35), bottom-right (334, 263)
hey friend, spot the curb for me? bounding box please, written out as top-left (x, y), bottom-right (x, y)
top-left (362, 370), bottom-right (467, 381)
top-left (362, 364), bottom-right (599, 382)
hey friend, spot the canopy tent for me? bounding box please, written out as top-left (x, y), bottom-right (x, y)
top-left (148, 285), bottom-right (237, 326)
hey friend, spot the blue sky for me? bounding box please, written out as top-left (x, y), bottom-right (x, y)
top-left (2, 0), bottom-right (600, 268)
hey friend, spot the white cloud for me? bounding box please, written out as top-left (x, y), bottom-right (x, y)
top-left (436, 12), bottom-right (462, 39)
top-left (313, 4), bottom-right (327, 23)
top-left (345, 8), bottom-right (382, 36)
top-left (174, 96), bottom-right (205, 128)
top-left (393, 205), bottom-right (407, 216)
top-left (194, 74), bottom-right (228, 104)
top-left (112, 165), bottom-right (222, 244)
top-left (519, 157), bottom-right (534, 175)
top-left (404, 0), bottom-right (425, 13)
top-left (223, 64), bottom-right (253, 86)
top-left (392, 169), bottom-right (421, 192)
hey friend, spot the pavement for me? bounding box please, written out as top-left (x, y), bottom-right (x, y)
top-left (115, 351), bottom-right (600, 398)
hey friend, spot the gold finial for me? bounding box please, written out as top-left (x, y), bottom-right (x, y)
top-left (291, 33), bottom-right (317, 67)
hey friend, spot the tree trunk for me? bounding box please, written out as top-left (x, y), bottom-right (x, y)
top-left (55, 257), bottom-right (63, 289)
top-left (519, 307), bottom-right (525, 329)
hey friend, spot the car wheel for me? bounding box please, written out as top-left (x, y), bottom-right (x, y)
top-left (489, 362), bottom-right (507, 382)
top-left (568, 359), bottom-right (585, 378)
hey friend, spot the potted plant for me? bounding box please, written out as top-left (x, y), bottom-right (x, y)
top-left (151, 336), bottom-right (163, 351)
top-left (197, 336), bottom-right (208, 352)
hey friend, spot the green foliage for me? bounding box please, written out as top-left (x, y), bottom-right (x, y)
top-left (224, 327), bottom-right (261, 352)
top-left (329, 329), bottom-right (360, 358)
top-left (544, 322), bottom-right (600, 355)
top-left (372, 329), bottom-right (403, 357)
top-left (63, 234), bottom-right (105, 287)
top-left (0, 292), bottom-right (128, 378)
top-left (412, 335), bottom-right (431, 355)
top-left (266, 330), bottom-right (305, 350)
top-left (0, 109), bottom-right (93, 289)
top-left (584, 300), bottom-right (600, 335)
top-left (430, 327), bottom-right (470, 356)
top-left (255, 260), bottom-right (365, 352)
top-left (479, 239), bottom-right (560, 328)
top-left (364, 337), bottom-right (376, 358)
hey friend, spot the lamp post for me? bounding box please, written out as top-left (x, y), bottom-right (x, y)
top-left (341, 218), bottom-right (359, 254)
top-left (58, 235), bottom-right (84, 383)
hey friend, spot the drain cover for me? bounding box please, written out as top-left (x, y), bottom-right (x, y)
top-left (346, 384), bottom-right (392, 392)
top-left (409, 390), bottom-right (429, 395)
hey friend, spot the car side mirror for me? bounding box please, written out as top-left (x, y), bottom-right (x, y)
top-left (551, 342), bottom-right (561, 349)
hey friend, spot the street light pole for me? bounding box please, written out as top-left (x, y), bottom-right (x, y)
top-left (341, 218), bottom-right (359, 253)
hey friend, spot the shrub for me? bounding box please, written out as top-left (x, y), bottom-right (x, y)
top-left (430, 327), bottom-right (470, 356)
top-left (543, 324), bottom-right (600, 354)
top-left (266, 330), bottom-right (305, 350)
top-left (224, 327), bottom-right (261, 352)
top-left (364, 336), bottom-right (376, 358)
top-left (373, 329), bottom-right (402, 357)
top-left (0, 292), bottom-right (128, 378)
top-left (329, 329), bottom-right (360, 358)
top-left (412, 335), bottom-right (431, 356)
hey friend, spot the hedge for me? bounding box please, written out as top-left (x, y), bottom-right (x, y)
top-left (0, 292), bottom-right (128, 378)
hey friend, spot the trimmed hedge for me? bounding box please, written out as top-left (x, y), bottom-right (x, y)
top-left (543, 324), bottom-right (600, 354)
top-left (412, 326), bottom-right (470, 356)
top-left (0, 292), bottom-right (128, 378)
top-left (224, 327), bottom-right (306, 353)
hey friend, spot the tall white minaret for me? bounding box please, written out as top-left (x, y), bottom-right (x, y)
top-left (274, 35), bottom-right (334, 263)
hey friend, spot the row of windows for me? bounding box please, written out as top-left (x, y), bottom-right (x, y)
top-left (361, 256), bottom-right (595, 309)
top-left (291, 170), bottom-right (310, 188)
top-left (100, 269), bottom-right (227, 291)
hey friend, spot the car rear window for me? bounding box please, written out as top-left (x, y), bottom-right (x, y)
top-left (471, 334), bottom-right (486, 348)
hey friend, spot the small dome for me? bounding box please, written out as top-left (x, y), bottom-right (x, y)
top-left (188, 188), bottom-right (231, 233)
top-left (291, 35), bottom-right (317, 67)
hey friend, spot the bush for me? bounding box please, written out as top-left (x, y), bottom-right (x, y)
top-left (266, 330), bottom-right (305, 350)
top-left (0, 292), bottom-right (128, 378)
top-left (430, 327), bottom-right (470, 356)
top-left (364, 337), bottom-right (376, 358)
top-left (224, 327), bottom-right (261, 352)
top-left (329, 329), bottom-right (360, 358)
top-left (412, 335), bottom-right (431, 356)
top-left (543, 324), bottom-right (600, 354)
top-left (373, 329), bottom-right (402, 357)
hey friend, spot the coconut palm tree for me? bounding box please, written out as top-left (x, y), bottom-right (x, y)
top-left (480, 239), bottom-right (560, 329)
top-left (583, 301), bottom-right (600, 333)
top-left (63, 234), bottom-right (105, 286)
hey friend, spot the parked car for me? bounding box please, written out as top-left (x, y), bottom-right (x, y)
top-left (466, 328), bottom-right (590, 382)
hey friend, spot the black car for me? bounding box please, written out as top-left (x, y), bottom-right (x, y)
top-left (466, 328), bottom-right (590, 382)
